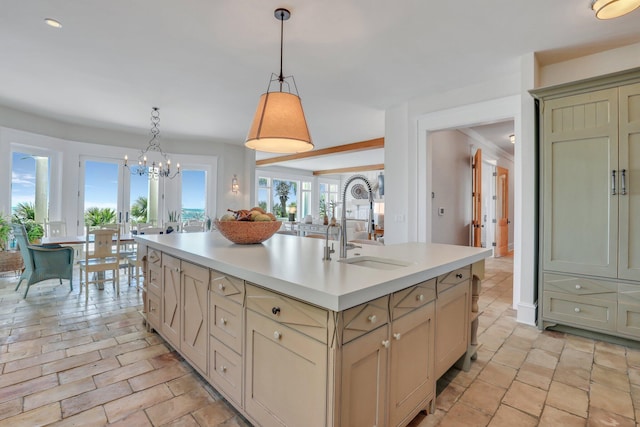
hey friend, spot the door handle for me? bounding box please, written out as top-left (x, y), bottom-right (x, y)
top-left (612, 170), bottom-right (617, 195)
top-left (621, 169), bottom-right (627, 195)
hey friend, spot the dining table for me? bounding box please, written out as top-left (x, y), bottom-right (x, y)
top-left (41, 233), bottom-right (136, 290)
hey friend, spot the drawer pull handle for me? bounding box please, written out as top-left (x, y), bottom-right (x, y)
top-left (416, 294), bottom-right (425, 302)
top-left (218, 283), bottom-right (225, 291)
top-left (221, 366), bottom-right (227, 373)
top-left (368, 315), bottom-right (377, 323)
top-left (575, 284), bottom-right (581, 290)
top-left (220, 317), bottom-right (227, 325)
top-left (273, 331), bottom-right (282, 340)
top-left (456, 273), bottom-right (463, 279)
top-left (175, 267), bottom-right (181, 273)
top-left (272, 307), bottom-right (281, 316)
top-left (381, 340), bottom-right (390, 348)
top-left (574, 307), bottom-right (581, 313)
top-left (393, 333), bottom-right (402, 340)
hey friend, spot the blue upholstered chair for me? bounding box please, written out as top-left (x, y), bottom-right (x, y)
top-left (12, 223), bottom-right (74, 297)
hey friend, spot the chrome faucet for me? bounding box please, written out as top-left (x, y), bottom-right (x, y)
top-left (340, 175), bottom-right (374, 258)
top-left (323, 223), bottom-right (339, 261)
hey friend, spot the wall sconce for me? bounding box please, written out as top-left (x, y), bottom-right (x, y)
top-left (231, 175), bottom-right (239, 194)
top-left (509, 134), bottom-right (515, 144)
top-left (288, 205), bottom-right (297, 222)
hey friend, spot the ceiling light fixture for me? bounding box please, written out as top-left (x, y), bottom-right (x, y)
top-left (592, 0), bottom-right (640, 19)
top-left (124, 107), bottom-right (180, 180)
top-left (245, 8), bottom-right (313, 154)
top-left (509, 134), bottom-right (515, 144)
top-left (44, 18), bottom-right (62, 29)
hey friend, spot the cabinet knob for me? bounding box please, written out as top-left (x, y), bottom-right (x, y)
top-left (368, 315), bottom-right (377, 323)
top-left (218, 283), bottom-right (225, 291)
top-left (574, 307), bottom-right (581, 313)
top-left (416, 294), bottom-right (424, 302)
top-left (381, 340), bottom-right (390, 348)
top-left (272, 307), bottom-right (281, 316)
top-left (220, 317), bottom-right (227, 325)
top-left (273, 331), bottom-right (282, 340)
top-left (456, 273), bottom-right (463, 279)
top-left (175, 267), bottom-right (180, 273)
top-left (575, 284), bottom-right (581, 290)
top-left (393, 333), bottom-right (402, 340)
top-left (221, 366), bottom-right (227, 373)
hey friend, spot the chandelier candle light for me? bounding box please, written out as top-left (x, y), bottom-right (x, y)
top-left (124, 107), bottom-right (180, 180)
top-left (245, 8), bottom-right (314, 154)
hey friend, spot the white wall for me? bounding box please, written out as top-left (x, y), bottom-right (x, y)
top-left (431, 130), bottom-right (473, 246)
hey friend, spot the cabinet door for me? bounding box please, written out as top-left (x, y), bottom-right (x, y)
top-left (435, 281), bottom-right (470, 379)
top-left (161, 254), bottom-right (181, 348)
top-left (619, 82), bottom-right (640, 281)
top-left (181, 261), bottom-right (208, 374)
top-left (245, 310), bottom-right (327, 427)
top-left (542, 89), bottom-right (619, 278)
top-left (389, 302), bottom-right (435, 427)
top-left (340, 325), bottom-right (388, 427)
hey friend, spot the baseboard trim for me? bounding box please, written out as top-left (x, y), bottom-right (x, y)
top-left (516, 301), bottom-right (537, 326)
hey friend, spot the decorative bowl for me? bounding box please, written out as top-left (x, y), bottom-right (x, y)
top-left (215, 220), bottom-right (282, 244)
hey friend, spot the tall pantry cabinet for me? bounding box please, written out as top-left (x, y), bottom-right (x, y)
top-left (532, 68), bottom-right (640, 339)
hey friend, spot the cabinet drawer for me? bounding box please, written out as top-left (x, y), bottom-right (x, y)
top-left (543, 273), bottom-right (617, 297)
top-left (619, 284), bottom-right (640, 305)
top-left (246, 284), bottom-right (328, 343)
top-left (209, 338), bottom-right (242, 406)
top-left (147, 292), bottom-right (160, 329)
top-left (392, 279), bottom-right (436, 320)
top-left (209, 293), bottom-right (242, 354)
top-left (342, 295), bottom-right (389, 344)
top-left (148, 248), bottom-right (161, 266)
top-left (147, 264), bottom-right (161, 296)
top-left (437, 267), bottom-right (471, 295)
top-left (543, 291), bottom-right (616, 331)
top-left (210, 270), bottom-right (244, 304)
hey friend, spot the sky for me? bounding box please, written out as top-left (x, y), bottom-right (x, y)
top-left (11, 152), bottom-right (206, 213)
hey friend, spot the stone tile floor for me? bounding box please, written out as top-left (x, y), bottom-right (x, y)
top-left (1, 254), bottom-right (639, 426)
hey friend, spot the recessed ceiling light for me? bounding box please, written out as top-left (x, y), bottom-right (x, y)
top-left (44, 18), bottom-right (62, 29)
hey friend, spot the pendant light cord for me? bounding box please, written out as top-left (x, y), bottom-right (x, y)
top-left (278, 9), bottom-right (285, 90)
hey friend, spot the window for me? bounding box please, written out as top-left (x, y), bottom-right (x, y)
top-left (256, 174), bottom-right (311, 221)
top-left (319, 180), bottom-right (340, 219)
top-left (299, 181), bottom-right (312, 219)
top-left (11, 151), bottom-right (46, 221)
top-left (257, 177), bottom-right (271, 213)
top-left (181, 169), bottom-right (207, 221)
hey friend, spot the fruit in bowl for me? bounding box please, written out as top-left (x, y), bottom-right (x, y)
top-left (215, 208), bottom-right (281, 244)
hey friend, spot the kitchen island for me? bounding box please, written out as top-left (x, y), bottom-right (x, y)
top-left (136, 232), bottom-right (491, 427)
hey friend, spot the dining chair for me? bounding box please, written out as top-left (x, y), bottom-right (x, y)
top-left (127, 227), bottom-right (163, 286)
top-left (44, 219), bottom-right (67, 237)
top-left (78, 228), bottom-right (120, 303)
top-left (11, 224), bottom-right (74, 297)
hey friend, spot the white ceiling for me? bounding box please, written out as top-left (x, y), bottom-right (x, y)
top-left (1, 1), bottom-right (639, 169)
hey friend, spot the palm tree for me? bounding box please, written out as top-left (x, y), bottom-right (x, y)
top-left (84, 207), bottom-right (116, 226)
top-left (275, 181), bottom-right (292, 218)
top-left (12, 202), bottom-right (36, 223)
top-left (131, 196), bottom-right (148, 222)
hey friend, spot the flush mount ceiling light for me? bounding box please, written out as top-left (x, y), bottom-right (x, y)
top-left (44, 18), bottom-right (62, 28)
top-left (245, 8), bottom-right (314, 154)
top-left (592, 0), bottom-right (640, 19)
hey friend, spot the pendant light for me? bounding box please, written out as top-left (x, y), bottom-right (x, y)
top-left (245, 8), bottom-right (314, 154)
top-left (592, 0), bottom-right (640, 19)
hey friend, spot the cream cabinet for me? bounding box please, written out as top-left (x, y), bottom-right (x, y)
top-left (159, 253), bottom-right (209, 374)
top-left (435, 268), bottom-right (470, 379)
top-left (145, 247), bottom-right (162, 330)
top-left (533, 70), bottom-right (640, 339)
top-left (532, 70), bottom-right (640, 339)
top-left (389, 280), bottom-right (436, 427)
top-left (245, 284), bottom-right (328, 427)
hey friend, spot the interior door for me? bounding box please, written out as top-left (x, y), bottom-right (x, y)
top-left (495, 166), bottom-right (509, 257)
top-left (472, 149), bottom-right (482, 247)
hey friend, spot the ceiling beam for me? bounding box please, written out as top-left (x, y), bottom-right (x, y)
top-left (255, 137), bottom-right (384, 166)
top-left (313, 163), bottom-right (385, 176)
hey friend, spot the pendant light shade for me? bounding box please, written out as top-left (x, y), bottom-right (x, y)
top-left (246, 91), bottom-right (312, 153)
top-left (592, 0), bottom-right (640, 19)
top-left (245, 8), bottom-right (314, 154)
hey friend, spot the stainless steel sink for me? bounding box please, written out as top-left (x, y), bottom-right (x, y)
top-left (338, 256), bottom-right (412, 270)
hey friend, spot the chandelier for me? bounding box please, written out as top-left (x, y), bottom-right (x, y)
top-left (124, 107), bottom-right (179, 180)
top-left (245, 8), bottom-right (314, 154)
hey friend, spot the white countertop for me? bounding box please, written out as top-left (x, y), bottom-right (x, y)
top-left (136, 232), bottom-right (492, 311)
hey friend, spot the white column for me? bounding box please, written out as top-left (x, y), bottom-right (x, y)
top-left (35, 156), bottom-right (48, 223)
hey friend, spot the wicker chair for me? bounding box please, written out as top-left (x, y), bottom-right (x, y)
top-left (12, 224), bottom-right (74, 297)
